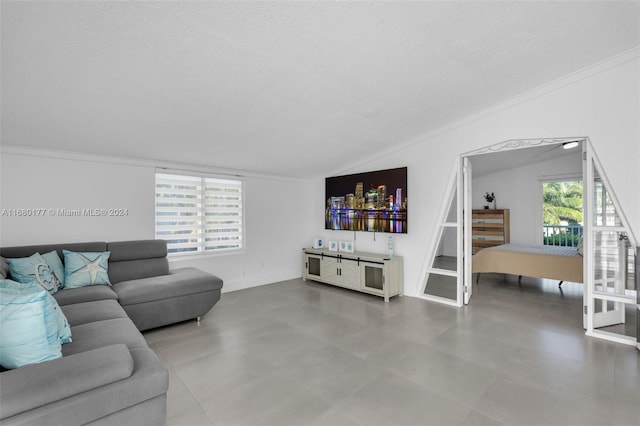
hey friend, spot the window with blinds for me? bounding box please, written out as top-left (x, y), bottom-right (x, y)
top-left (155, 172), bottom-right (243, 255)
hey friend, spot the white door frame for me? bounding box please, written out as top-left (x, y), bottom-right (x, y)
top-left (423, 137), bottom-right (637, 348)
top-left (461, 137), bottom-right (587, 312)
top-left (584, 143), bottom-right (637, 345)
top-left (463, 157), bottom-right (472, 304)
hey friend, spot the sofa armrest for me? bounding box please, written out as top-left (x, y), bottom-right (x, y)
top-left (0, 344), bottom-right (133, 419)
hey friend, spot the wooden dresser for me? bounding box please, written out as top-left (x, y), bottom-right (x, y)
top-left (471, 209), bottom-right (510, 254)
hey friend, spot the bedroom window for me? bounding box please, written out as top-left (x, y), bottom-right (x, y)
top-left (155, 172), bottom-right (243, 256)
top-left (542, 180), bottom-right (583, 247)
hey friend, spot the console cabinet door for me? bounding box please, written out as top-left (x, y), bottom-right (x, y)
top-left (321, 256), bottom-right (339, 285)
top-left (304, 253), bottom-right (322, 280)
top-left (361, 263), bottom-right (385, 295)
top-left (338, 258), bottom-right (361, 290)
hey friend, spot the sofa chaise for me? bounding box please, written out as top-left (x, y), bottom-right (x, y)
top-left (0, 239), bottom-right (224, 425)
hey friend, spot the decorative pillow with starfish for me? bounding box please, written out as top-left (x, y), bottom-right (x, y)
top-left (62, 250), bottom-right (111, 288)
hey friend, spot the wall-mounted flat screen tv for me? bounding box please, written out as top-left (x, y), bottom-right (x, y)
top-left (325, 167), bottom-right (407, 233)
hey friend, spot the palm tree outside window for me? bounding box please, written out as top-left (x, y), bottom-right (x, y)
top-left (542, 181), bottom-right (583, 247)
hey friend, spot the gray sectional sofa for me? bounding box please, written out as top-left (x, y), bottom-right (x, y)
top-left (0, 239), bottom-right (224, 425)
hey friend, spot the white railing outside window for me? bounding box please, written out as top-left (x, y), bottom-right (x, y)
top-left (155, 172), bottom-right (243, 255)
top-left (542, 225), bottom-right (583, 247)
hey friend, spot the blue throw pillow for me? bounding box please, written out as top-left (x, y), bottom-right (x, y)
top-left (2, 279), bottom-right (69, 346)
top-left (7, 253), bottom-right (61, 294)
top-left (0, 279), bottom-right (62, 369)
top-left (43, 290), bottom-right (72, 345)
top-left (63, 251), bottom-right (111, 288)
top-left (41, 250), bottom-right (66, 288)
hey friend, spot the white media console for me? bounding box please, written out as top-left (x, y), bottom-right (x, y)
top-left (302, 248), bottom-right (403, 302)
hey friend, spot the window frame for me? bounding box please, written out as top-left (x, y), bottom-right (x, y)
top-left (155, 170), bottom-right (244, 257)
top-left (537, 172), bottom-right (583, 246)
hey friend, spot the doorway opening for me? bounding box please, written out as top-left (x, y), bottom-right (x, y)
top-left (419, 137), bottom-right (638, 347)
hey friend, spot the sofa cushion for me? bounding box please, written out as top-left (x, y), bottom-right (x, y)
top-left (54, 285), bottom-right (118, 306)
top-left (63, 250), bottom-right (111, 288)
top-left (6, 253), bottom-right (61, 294)
top-left (62, 318), bottom-right (148, 356)
top-left (107, 240), bottom-right (168, 262)
top-left (108, 258), bottom-right (170, 285)
top-left (107, 240), bottom-right (169, 284)
top-left (0, 344), bottom-right (134, 419)
top-left (112, 267), bottom-right (223, 306)
top-left (62, 300), bottom-right (129, 327)
top-left (0, 280), bottom-right (61, 369)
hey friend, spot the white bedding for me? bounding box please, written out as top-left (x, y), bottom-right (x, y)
top-left (472, 243), bottom-right (583, 283)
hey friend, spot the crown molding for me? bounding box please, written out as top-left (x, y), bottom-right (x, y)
top-left (0, 145), bottom-right (313, 183)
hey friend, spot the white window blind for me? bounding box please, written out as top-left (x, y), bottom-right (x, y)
top-left (155, 172), bottom-right (243, 255)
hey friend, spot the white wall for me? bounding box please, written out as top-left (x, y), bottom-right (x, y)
top-left (472, 152), bottom-right (583, 245)
top-left (0, 153), bottom-right (155, 243)
top-left (312, 49), bottom-right (640, 297)
top-left (0, 150), bottom-right (315, 293)
top-left (2, 50), bottom-right (637, 299)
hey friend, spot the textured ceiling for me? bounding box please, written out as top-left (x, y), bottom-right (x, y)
top-left (2, 1), bottom-right (638, 178)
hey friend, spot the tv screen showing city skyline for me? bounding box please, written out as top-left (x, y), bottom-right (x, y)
top-left (325, 167), bottom-right (407, 233)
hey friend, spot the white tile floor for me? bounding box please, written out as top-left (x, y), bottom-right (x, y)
top-left (144, 275), bottom-right (640, 426)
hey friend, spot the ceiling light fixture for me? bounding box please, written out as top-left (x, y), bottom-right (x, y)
top-left (562, 141), bottom-right (579, 150)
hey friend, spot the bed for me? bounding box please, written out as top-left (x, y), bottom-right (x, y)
top-left (472, 243), bottom-right (583, 285)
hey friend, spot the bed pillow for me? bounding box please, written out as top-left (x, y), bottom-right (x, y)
top-left (41, 250), bottom-right (66, 288)
top-left (6, 253), bottom-right (62, 294)
top-left (576, 237), bottom-right (584, 256)
top-left (0, 280), bottom-right (62, 369)
top-left (63, 250), bottom-right (111, 288)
